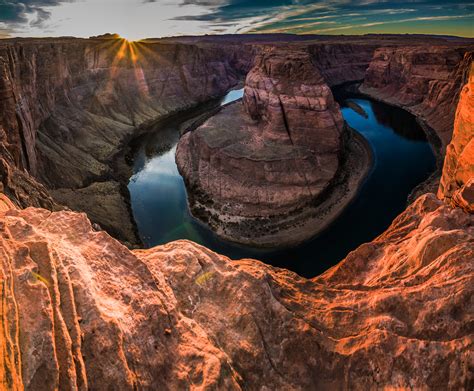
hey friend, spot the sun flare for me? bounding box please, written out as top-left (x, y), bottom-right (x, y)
top-left (118, 33), bottom-right (143, 43)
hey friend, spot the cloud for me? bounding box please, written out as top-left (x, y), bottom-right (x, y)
top-left (1, 0), bottom-right (473, 38)
top-left (0, 0), bottom-right (74, 33)
top-left (309, 13), bottom-right (474, 33)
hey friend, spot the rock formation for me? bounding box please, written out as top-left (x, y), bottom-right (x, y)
top-left (438, 57), bottom-right (474, 213)
top-left (0, 35), bottom-right (472, 246)
top-left (177, 46), bottom-right (371, 246)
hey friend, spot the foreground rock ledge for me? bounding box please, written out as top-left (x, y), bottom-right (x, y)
top-left (0, 192), bottom-right (472, 390)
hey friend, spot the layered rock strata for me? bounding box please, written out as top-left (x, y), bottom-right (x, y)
top-left (308, 42), bottom-right (379, 86)
top-left (0, 38), bottom-right (254, 243)
top-left (360, 47), bottom-right (473, 151)
top-left (177, 47), bottom-right (371, 246)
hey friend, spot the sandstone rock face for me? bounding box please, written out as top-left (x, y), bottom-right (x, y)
top-left (438, 57), bottom-right (474, 213)
top-left (0, 192), bottom-right (472, 390)
top-left (360, 46), bottom-right (473, 150)
top-left (243, 47), bottom-right (344, 150)
top-left (176, 47), bottom-right (371, 246)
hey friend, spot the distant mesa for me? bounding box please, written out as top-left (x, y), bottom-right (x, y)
top-left (89, 33), bottom-right (121, 40)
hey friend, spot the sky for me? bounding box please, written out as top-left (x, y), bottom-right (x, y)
top-left (0, 0), bottom-right (473, 40)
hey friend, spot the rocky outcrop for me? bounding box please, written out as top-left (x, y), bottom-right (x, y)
top-left (360, 46), bottom-right (473, 150)
top-left (243, 47), bottom-right (344, 150)
top-left (177, 46), bottom-right (371, 246)
top-left (438, 57), bottom-right (474, 213)
top-left (0, 191), bottom-right (472, 390)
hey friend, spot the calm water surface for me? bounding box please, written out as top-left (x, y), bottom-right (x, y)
top-left (128, 88), bottom-right (435, 278)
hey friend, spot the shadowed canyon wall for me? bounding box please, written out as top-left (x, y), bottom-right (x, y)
top-left (0, 38), bottom-right (254, 243)
top-left (360, 46), bottom-right (472, 151)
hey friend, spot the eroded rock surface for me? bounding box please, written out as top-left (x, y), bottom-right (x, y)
top-left (177, 47), bottom-right (371, 246)
top-left (0, 192), bottom-right (472, 390)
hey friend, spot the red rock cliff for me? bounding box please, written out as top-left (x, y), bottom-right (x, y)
top-left (0, 191), bottom-right (472, 390)
top-left (438, 55), bottom-right (474, 213)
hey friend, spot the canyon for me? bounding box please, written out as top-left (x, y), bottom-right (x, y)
top-left (0, 34), bottom-right (473, 389)
top-left (176, 39), bottom-right (473, 246)
top-left (176, 46), bottom-right (372, 246)
top-left (1, 35), bottom-right (471, 246)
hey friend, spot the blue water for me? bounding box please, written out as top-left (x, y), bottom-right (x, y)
top-left (128, 87), bottom-right (435, 278)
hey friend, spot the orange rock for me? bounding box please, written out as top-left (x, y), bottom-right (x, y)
top-left (0, 192), bottom-right (472, 390)
top-left (438, 55), bottom-right (474, 213)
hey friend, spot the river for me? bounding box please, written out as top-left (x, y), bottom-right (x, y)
top-left (128, 87), bottom-right (435, 278)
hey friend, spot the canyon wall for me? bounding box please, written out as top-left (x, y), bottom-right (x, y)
top-left (308, 42), bottom-right (379, 86)
top-left (360, 46), bottom-right (473, 151)
top-left (0, 38), bottom-right (255, 243)
top-left (0, 38), bottom-right (253, 191)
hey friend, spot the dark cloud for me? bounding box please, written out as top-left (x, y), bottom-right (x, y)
top-left (0, 0), bottom-right (64, 26)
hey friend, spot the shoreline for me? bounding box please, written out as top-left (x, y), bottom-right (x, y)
top-left (186, 125), bottom-right (374, 248)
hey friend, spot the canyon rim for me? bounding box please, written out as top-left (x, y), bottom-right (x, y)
top-left (0, 1), bottom-right (473, 390)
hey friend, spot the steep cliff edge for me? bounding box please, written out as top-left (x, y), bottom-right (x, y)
top-left (438, 59), bottom-right (474, 213)
top-left (176, 46), bottom-right (372, 247)
top-left (0, 191), bottom-right (472, 390)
